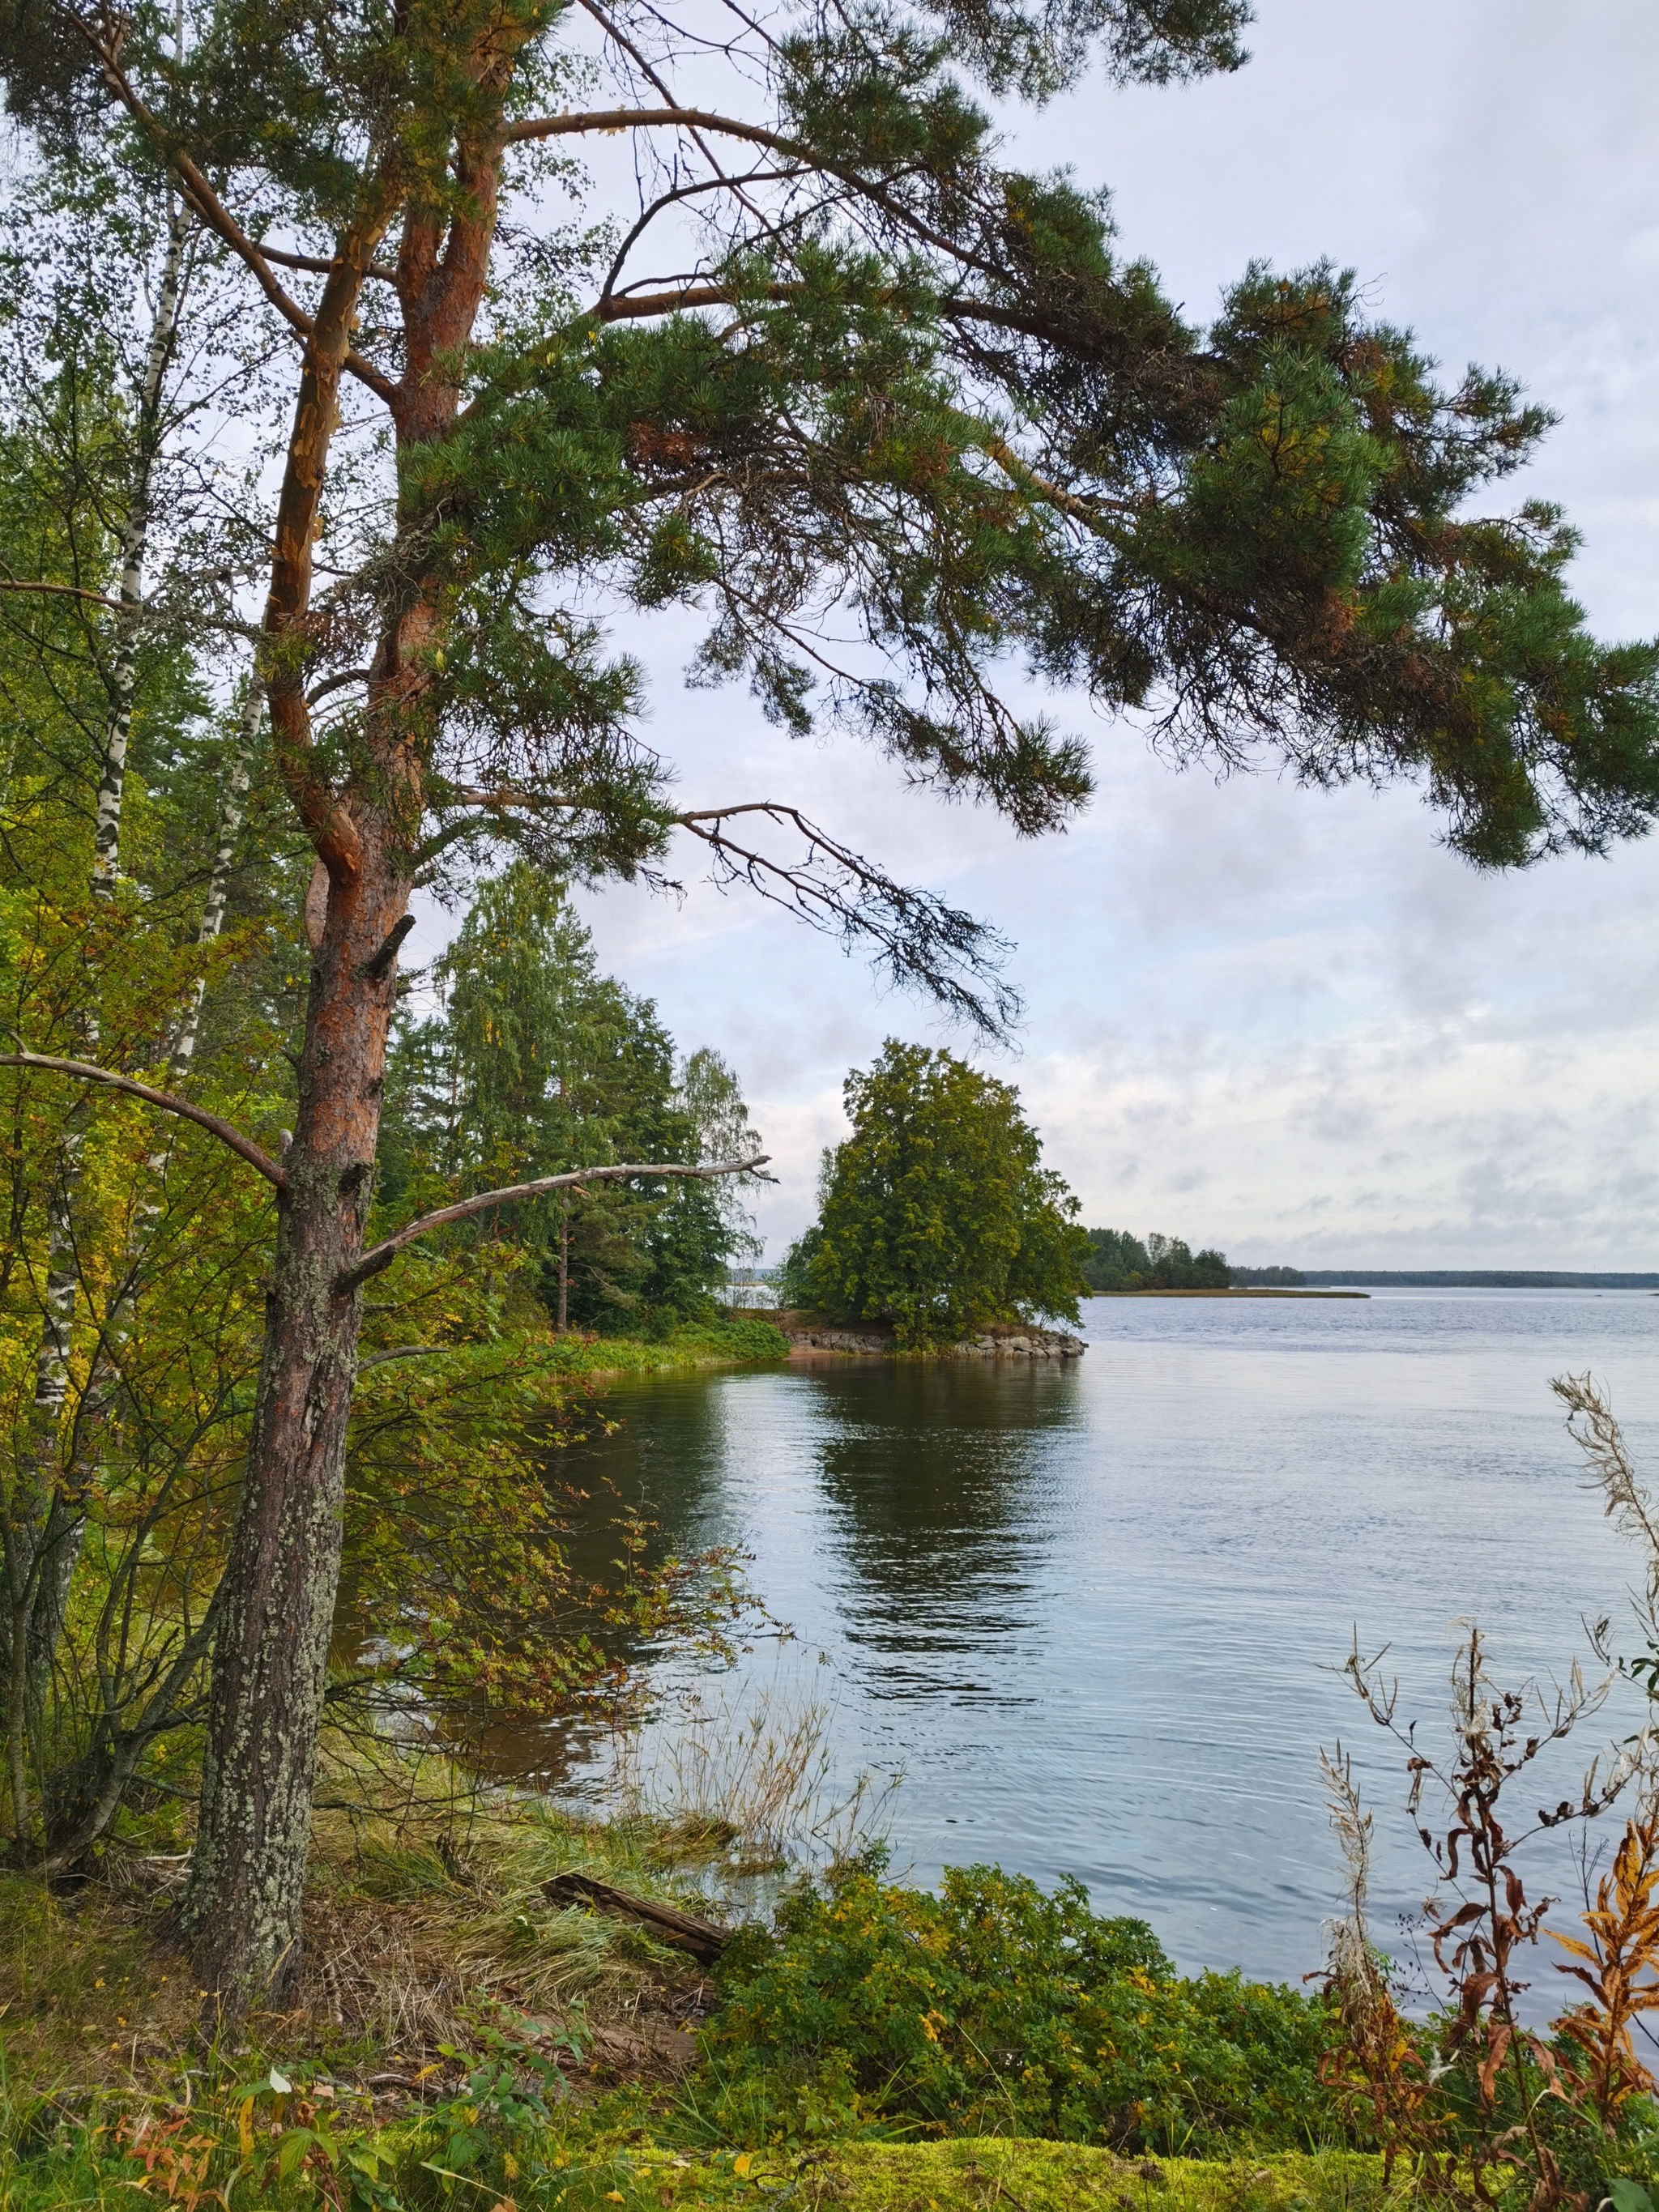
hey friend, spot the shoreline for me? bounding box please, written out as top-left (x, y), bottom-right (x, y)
top-left (774, 1312), bottom-right (1085, 1357)
top-left (1086, 1287), bottom-right (1370, 1300)
top-left (0, 1784), bottom-right (1387, 2212)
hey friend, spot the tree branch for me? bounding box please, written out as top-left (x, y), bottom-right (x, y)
top-left (336, 1154), bottom-right (770, 1295)
top-left (676, 805), bottom-right (1018, 1038)
top-left (507, 104), bottom-right (801, 158)
top-left (0, 1055), bottom-right (287, 1188)
top-left (979, 433), bottom-right (1126, 536)
top-left (0, 570), bottom-right (125, 610)
top-left (596, 282), bottom-right (745, 322)
top-left (65, 11), bottom-right (398, 407)
top-left (258, 242), bottom-right (399, 283)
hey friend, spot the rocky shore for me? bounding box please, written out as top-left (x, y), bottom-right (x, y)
top-left (772, 1310), bottom-right (1085, 1358)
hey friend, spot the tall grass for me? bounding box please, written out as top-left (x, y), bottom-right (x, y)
top-left (608, 1672), bottom-right (900, 1879)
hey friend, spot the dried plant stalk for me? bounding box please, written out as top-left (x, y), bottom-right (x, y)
top-left (1550, 1808), bottom-right (1659, 2127)
top-left (1316, 1743), bottom-right (1444, 2186)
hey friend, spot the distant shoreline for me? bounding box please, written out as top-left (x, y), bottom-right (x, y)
top-left (1087, 1288), bottom-right (1368, 1300)
top-left (1293, 1270), bottom-right (1659, 1289)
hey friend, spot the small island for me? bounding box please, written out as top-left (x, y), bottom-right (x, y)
top-left (776, 1040), bottom-right (1090, 1353)
top-left (1080, 1230), bottom-right (1364, 1297)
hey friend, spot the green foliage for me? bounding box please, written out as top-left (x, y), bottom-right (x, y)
top-left (378, 863), bottom-right (762, 1332)
top-left (1081, 1230), bottom-right (1230, 1292)
top-left (785, 1042), bottom-right (1086, 1346)
top-left (544, 1316), bottom-right (790, 1375)
top-left (700, 1853), bottom-right (1340, 2154)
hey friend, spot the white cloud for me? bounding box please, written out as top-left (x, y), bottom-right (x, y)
top-left (454, 4), bottom-right (1659, 1268)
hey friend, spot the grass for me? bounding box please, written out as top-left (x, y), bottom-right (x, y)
top-left (0, 1734), bottom-right (1504, 2210)
top-left (0, 1758), bottom-right (1400, 2210)
top-left (0, 2066), bottom-right (1406, 2212)
top-left (0, 1767), bottom-right (722, 2103)
top-left (547, 1316), bottom-right (790, 1379)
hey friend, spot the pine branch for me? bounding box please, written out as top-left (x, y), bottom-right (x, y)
top-left (507, 104), bottom-right (805, 159)
top-left (677, 803), bottom-right (1019, 1038)
top-left (62, 7), bottom-right (398, 405)
top-left (335, 1153), bottom-right (770, 1294)
top-left (0, 1055), bottom-right (286, 1187)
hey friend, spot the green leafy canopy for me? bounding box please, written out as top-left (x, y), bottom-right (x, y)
top-left (2, 0), bottom-right (1652, 1038)
top-left (785, 1038), bottom-right (1087, 1344)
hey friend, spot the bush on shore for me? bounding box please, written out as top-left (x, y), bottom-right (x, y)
top-left (546, 1315), bottom-right (790, 1375)
top-left (697, 1850), bottom-right (1337, 2154)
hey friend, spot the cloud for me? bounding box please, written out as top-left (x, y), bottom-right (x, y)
top-left (447, 2), bottom-right (1659, 1268)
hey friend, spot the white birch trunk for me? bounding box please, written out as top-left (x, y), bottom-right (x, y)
top-left (26, 693), bottom-right (258, 1728)
top-left (90, 203), bottom-right (190, 901)
top-left (3, 207), bottom-right (192, 1848)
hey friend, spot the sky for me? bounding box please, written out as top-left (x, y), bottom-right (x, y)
top-left (419, 0), bottom-right (1659, 1268)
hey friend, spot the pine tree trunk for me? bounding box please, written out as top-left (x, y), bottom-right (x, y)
top-left (180, 832), bottom-right (407, 2002)
top-left (179, 130), bottom-right (501, 1998)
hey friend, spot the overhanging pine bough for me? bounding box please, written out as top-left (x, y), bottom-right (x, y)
top-left (6, 0), bottom-right (1654, 2005)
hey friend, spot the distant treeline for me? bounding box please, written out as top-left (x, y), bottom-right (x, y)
top-left (1081, 1244), bottom-right (1659, 1294)
top-left (1298, 1269), bottom-right (1659, 1289)
top-left (1081, 1230), bottom-right (1231, 1293)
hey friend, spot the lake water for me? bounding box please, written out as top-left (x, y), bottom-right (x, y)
top-left (535, 1290), bottom-right (1659, 1999)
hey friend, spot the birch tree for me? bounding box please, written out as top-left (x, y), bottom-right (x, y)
top-left (1, 0), bottom-right (1654, 2010)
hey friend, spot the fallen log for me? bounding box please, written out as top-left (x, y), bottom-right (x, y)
top-left (542, 1871), bottom-right (732, 1966)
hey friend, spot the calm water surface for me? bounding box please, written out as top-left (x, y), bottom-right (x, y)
top-left (543, 1290), bottom-right (1659, 1990)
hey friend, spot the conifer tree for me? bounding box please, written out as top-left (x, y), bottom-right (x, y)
top-left (392, 863), bottom-right (755, 1327)
top-left (2, 0), bottom-right (1655, 2005)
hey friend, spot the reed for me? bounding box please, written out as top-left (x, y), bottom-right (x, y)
top-left (607, 1671), bottom-right (900, 1877)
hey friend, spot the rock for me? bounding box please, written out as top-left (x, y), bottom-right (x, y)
top-left (773, 1311), bottom-right (1085, 1360)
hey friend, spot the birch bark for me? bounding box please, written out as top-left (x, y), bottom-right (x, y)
top-left (25, 689), bottom-right (259, 1732)
top-left (2, 204), bottom-right (191, 1849)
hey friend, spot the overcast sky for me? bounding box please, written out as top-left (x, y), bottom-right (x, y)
top-left (432, 0), bottom-right (1659, 1268)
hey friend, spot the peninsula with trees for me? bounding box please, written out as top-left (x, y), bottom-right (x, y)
top-left (778, 1040), bottom-right (1088, 1354)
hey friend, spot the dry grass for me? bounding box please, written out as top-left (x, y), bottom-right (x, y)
top-left (608, 1672), bottom-right (901, 1878)
top-left (0, 1740), bottom-right (727, 2106)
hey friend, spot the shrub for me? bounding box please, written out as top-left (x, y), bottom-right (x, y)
top-left (699, 1852), bottom-right (1341, 2153)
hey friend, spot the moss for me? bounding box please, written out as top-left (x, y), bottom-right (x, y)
top-left (656, 2143), bottom-right (1404, 2211)
top-left (821, 2144), bottom-right (1401, 2212)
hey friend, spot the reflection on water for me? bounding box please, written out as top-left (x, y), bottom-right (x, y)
top-left (812, 1364), bottom-right (1077, 1698)
top-left (514, 1293), bottom-right (1659, 1993)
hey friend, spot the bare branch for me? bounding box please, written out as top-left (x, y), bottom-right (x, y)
top-left (258, 242), bottom-right (399, 283)
top-left (676, 803), bottom-right (1019, 1038)
top-left (0, 1055), bottom-right (287, 1189)
top-left (597, 281), bottom-right (744, 322)
top-left (599, 168), bottom-right (804, 309)
top-left (0, 569), bottom-right (126, 610)
top-left (336, 1154), bottom-right (770, 1295)
top-left (979, 433), bottom-right (1130, 536)
top-left (510, 104), bottom-right (799, 159)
